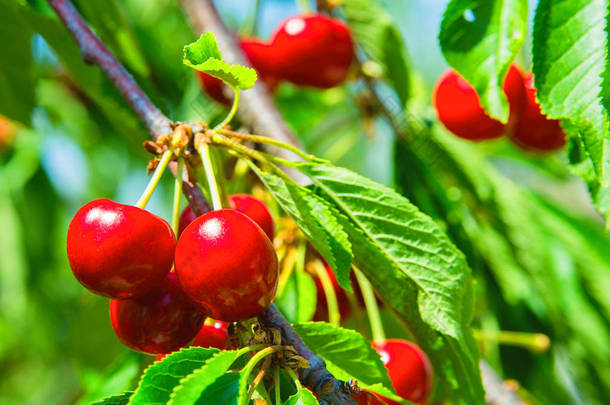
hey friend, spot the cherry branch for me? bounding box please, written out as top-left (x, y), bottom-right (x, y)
top-left (46, 0), bottom-right (352, 403)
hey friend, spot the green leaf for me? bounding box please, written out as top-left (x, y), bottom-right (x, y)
top-left (342, 0), bottom-right (411, 105)
top-left (91, 392), bottom-right (133, 405)
top-left (169, 350), bottom-right (239, 405)
top-left (249, 165), bottom-right (353, 291)
top-left (439, 0), bottom-right (528, 122)
top-left (293, 323), bottom-right (404, 403)
top-left (183, 32), bottom-right (256, 90)
top-left (198, 372), bottom-right (241, 405)
top-left (297, 162), bottom-right (484, 405)
top-left (275, 268), bottom-right (317, 323)
top-left (532, 0), bottom-right (610, 218)
top-left (129, 347), bottom-right (220, 405)
top-left (0, 0), bottom-right (35, 125)
top-left (283, 386), bottom-right (319, 405)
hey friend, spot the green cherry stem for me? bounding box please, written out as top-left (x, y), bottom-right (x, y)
top-left (285, 368), bottom-right (302, 391)
top-left (312, 259), bottom-right (340, 327)
top-left (296, 0), bottom-right (312, 13)
top-left (198, 142), bottom-right (223, 210)
top-left (274, 364), bottom-right (281, 405)
top-left (474, 329), bottom-right (551, 353)
top-left (214, 86), bottom-right (240, 131)
top-left (135, 148), bottom-right (173, 209)
top-left (171, 157), bottom-right (184, 236)
top-left (217, 128), bottom-right (317, 162)
top-left (354, 267), bottom-right (386, 343)
top-left (241, 346), bottom-right (282, 405)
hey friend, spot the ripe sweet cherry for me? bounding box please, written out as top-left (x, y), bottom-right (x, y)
top-left (357, 339), bottom-right (432, 404)
top-left (155, 320), bottom-right (228, 361)
top-left (270, 14), bottom-right (354, 88)
top-left (174, 209), bottom-right (278, 321)
top-left (511, 73), bottom-right (566, 152)
top-left (197, 37), bottom-right (278, 105)
top-left (178, 206), bottom-right (198, 237)
top-left (66, 199), bottom-right (175, 299)
top-left (110, 272), bottom-right (205, 355)
top-left (433, 64), bottom-right (526, 140)
top-left (229, 194), bottom-right (275, 240)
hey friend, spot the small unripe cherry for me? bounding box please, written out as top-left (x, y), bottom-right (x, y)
top-left (270, 14), bottom-right (354, 88)
top-left (66, 199), bottom-right (175, 299)
top-left (174, 209), bottom-right (279, 321)
top-left (510, 73), bottom-right (566, 152)
top-left (433, 64), bottom-right (526, 140)
top-left (110, 272), bottom-right (205, 355)
top-left (229, 194), bottom-right (274, 240)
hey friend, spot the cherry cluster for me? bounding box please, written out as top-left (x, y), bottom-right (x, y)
top-left (433, 64), bottom-right (566, 152)
top-left (66, 194), bottom-right (277, 355)
top-left (198, 13), bottom-right (354, 104)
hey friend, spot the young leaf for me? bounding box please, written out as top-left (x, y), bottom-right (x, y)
top-left (249, 165), bottom-right (353, 291)
top-left (342, 0), bottom-right (411, 105)
top-left (91, 392), bottom-right (133, 405)
top-left (128, 347), bottom-right (220, 405)
top-left (292, 322), bottom-right (405, 404)
top-left (275, 268), bottom-right (317, 323)
top-left (283, 386), bottom-right (319, 405)
top-left (0, 0), bottom-right (35, 125)
top-left (169, 350), bottom-right (240, 405)
top-left (297, 162), bottom-right (484, 405)
top-left (183, 32), bottom-right (257, 90)
top-left (439, 0), bottom-right (528, 122)
top-left (532, 0), bottom-right (610, 219)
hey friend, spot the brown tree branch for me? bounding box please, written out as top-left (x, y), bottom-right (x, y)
top-left (46, 1), bottom-right (351, 403)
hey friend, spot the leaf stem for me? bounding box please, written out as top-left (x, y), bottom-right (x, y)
top-left (198, 143), bottom-right (223, 210)
top-left (354, 267), bottom-right (385, 343)
top-left (474, 329), bottom-right (550, 353)
top-left (312, 259), bottom-right (340, 327)
top-left (171, 157), bottom-right (184, 236)
top-left (135, 149), bottom-right (173, 209)
top-left (218, 128), bottom-right (316, 162)
top-left (215, 87), bottom-right (240, 131)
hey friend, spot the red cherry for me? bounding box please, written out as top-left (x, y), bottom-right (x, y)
top-left (175, 209), bottom-right (279, 321)
top-left (270, 14), bottom-right (353, 88)
top-left (178, 206), bottom-right (198, 237)
top-left (192, 322), bottom-right (228, 349)
top-left (313, 263), bottom-right (350, 321)
top-left (197, 37), bottom-right (278, 105)
top-left (366, 340), bottom-right (432, 404)
top-left (66, 199), bottom-right (175, 299)
top-left (110, 272), bottom-right (205, 355)
top-left (229, 194), bottom-right (275, 240)
top-left (510, 73), bottom-right (566, 152)
top-left (433, 64), bottom-right (526, 140)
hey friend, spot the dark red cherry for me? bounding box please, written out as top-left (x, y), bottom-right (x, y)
top-left (197, 37), bottom-right (278, 105)
top-left (192, 321), bottom-right (228, 349)
top-left (229, 194), bottom-right (274, 240)
top-left (178, 206), bottom-right (198, 237)
top-left (270, 14), bottom-right (354, 88)
top-left (174, 209), bottom-right (278, 321)
top-left (510, 73), bottom-right (566, 152)
top-left (66, 198), bottom-right (175, 299)
top-left (362, 340), bottom-right (432, 404)
top-left (110, 272), bottom-right (205, 355)
top-left (433, 64), bottom-right (526, 141)
top-left (313, 263), bottom-right (350, 322)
